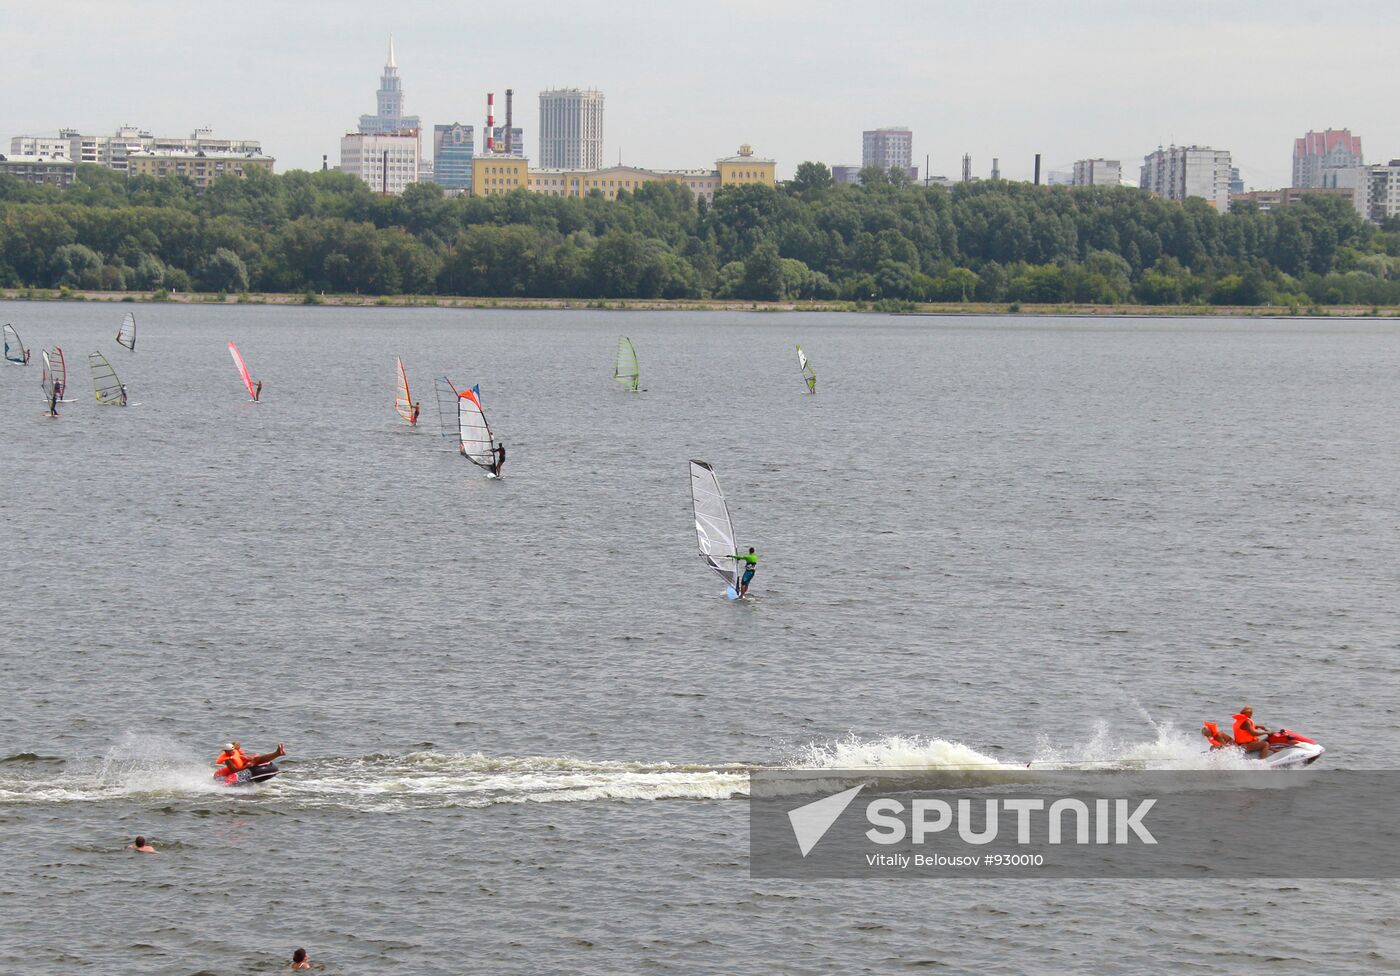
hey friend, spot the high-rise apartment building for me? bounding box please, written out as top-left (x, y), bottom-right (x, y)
top-left (1359, 161), bottom-right (1400, 224)
top-left (862, 127), bottom-right (915, 180)
top-left (1139, 145), bottom-right (1232, 210)
top-left (433, 124), bottom-right (475, 193)
top-left (1292, 129), bottom-right (1363, 189)
top-left (1071, 159), bottom-right (1121, 186)
top-left (538, 89), bottom-right (604, 170)
top-left (340, 132), bottom-right (420, 195)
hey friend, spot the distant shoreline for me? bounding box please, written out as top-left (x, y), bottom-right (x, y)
top-left (2, 288), bottom-right (1397, 318)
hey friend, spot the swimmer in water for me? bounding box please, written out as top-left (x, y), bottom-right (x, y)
top-left (128, 836), bottom-right (157, 854)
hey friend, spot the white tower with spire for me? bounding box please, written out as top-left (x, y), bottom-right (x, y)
top-left (344, 35), bottom-right (423, 191)
top-left (358, 35), bottom-right (420, 136)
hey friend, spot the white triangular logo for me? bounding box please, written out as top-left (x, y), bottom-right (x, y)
top-left (788, 784), bottom-right (865, 857)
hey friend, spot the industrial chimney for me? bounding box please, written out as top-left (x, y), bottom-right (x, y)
top-left (486, 93), bottom-right (495, 152)
top-left (504, 89), bottom-right (514, 155)
top-left (1034, 153), bottom-right (1041, 185)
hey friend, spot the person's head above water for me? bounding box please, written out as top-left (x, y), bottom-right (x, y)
top-left (292, 947), bottom-right (309, 968)
top-left (135, 836), bottom-right (146, 847)
top-left (748, 547), bottom-right (755, 554)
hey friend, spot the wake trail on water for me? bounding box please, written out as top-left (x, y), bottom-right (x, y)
top-left (0, 727), bottom-right (1272, 810)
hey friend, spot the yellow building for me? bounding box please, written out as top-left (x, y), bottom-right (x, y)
top-left (125, 149), bottom-right (274, 190)
top-left (471, 156), bottom-right (529, 196)
top-left (714, 144), bottom-right (776, 188)
top-left (490, 146), bottom-right (773, 202)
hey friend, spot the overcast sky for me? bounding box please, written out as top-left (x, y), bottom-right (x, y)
top-left (4, 0), bottom-right (1396, 189)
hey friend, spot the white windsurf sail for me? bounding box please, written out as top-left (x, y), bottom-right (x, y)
top-left (116, 311), bottom-right (136, 351)
top-left (42, 346), bottom-right (69, 401)
top-left (797, 345), bottom-right (816, 394)
top-left (457, 384), bottom-right (497, 469)
top-left (89, 350), bottom-right (125, 405)
top-left (690, 460), bottom-right (740, 592)
top-left (4, 324), bottom-right (27, 364)
top-left (614, 336), bottom-right (639, 392)
top-left (395, 357), bottom-right (417, 423)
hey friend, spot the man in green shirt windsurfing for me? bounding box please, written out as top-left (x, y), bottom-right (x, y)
top-left (729, 547), bottom-right (757, 598)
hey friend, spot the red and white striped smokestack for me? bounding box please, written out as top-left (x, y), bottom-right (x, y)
top-left (486, 92), bottom-right (495, 151)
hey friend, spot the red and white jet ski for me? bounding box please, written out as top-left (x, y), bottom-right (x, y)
top-left (214, 762), bottom-right (281, 787)
top-left (1258, 729), bottom-right (1324, 768)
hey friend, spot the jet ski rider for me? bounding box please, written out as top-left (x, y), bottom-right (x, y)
top-left (215, 741), bottom-right (286, 783)
top-left (1231, 706), bottom-right (1273, 760)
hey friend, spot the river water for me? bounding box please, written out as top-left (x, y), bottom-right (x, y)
top-left (1, 303), bottom-right (1396, 973)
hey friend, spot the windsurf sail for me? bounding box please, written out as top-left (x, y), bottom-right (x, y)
top-left (457, 384), bottom-right (497, 468)
top-left (228, 342), bottom-right (258, 400)
top-left (116, 311), bottom-right (136, 351)
top-left (614, 336), bottom-right (639, 392)
top-left (395, 356), bottom-right (417, 423)
top-left (89, 351), bottom-right (125, 405)
top-left (434, 376), bottom-right (462, 442)
top-left (434, 376), bottom-right (498, 467)
top-left (4, 324), bottom-right (27, 364)
top-left (797, 344), bottom-right (816, 394)
top-left (689, 460), bottom-right (740, 592)
top-left (42, 346), bottom-right (67, 402)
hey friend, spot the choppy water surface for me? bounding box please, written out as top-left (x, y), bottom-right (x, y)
top-left (2, 303), bottom-right (1397, 973)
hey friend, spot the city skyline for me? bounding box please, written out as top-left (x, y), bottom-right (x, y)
top-left (3, 1), bottom-right (1397, 189)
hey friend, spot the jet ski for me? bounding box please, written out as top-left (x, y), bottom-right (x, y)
top-left (214, 762), bottom-right (281, 787)
top-left (1258, 729), bottom-right (1324, 768)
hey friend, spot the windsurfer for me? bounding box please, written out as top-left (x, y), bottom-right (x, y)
top-left (729, 548), bottom-right (757, 597)
top-left (411, 401), bottom-right (420, 424)
top-left (253, 380), bottom-right (263, 401)
top-left (48, 387), bottom-right (59, 417)
top-left (118, 384), bottom-right (128, 407)
top-left (493, 443), bottom-right (506, 477)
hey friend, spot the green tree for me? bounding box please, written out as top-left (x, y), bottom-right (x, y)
top-left (201, 247), bottom-right (249, 292)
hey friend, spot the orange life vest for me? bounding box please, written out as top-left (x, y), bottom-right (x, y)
top-left (1202, 721), bottom-right (1228, 749)
top-left (216, 748), bottom-right (250, 771)
top-left (1231, 713), bottom-right (1258, 745)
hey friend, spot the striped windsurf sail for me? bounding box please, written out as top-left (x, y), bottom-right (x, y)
top-left (228, 342), bottom-right (257, 399)
top-left (797, 345), bottom-right (816, 394)
top-left (457, 385), bottom-right (497, 469)
top-left (614, 336), bottom-right (639, 392)
top-left (690, 460), bottom-right (740, 591)
top-left (89, 351), bottom-right (125, 405)
top-left (395, 356), bottom-right (416, 423)
top-left (4, 324), bottom-right (27, 364)
top-left (116, 312), bottom-right (136, 351)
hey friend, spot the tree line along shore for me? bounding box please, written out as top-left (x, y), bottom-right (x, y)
top-left (3, 288), bottom-right (1396, 318)
top-left (1, 161), bottom-right (1398, 309)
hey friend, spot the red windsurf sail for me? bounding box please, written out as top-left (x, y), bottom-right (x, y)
top-left (228, 342), bottom-right (258, 400)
